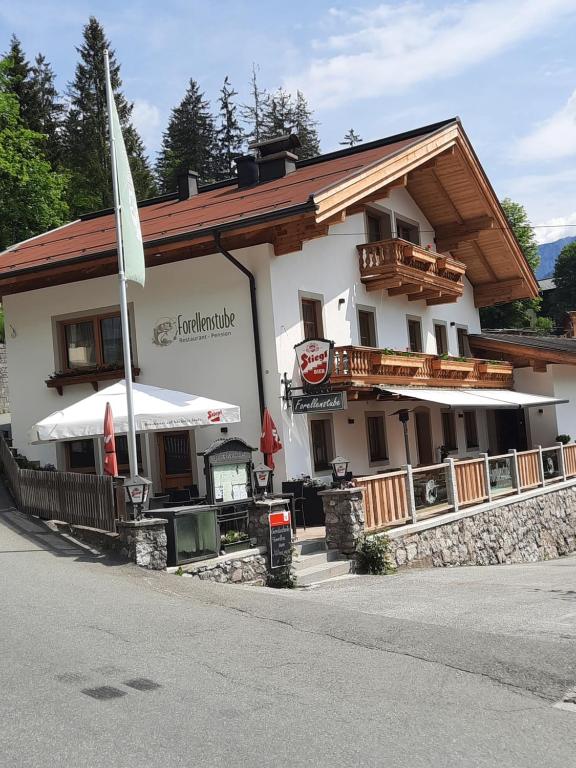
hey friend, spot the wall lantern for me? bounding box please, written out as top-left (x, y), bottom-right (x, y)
top-left (253, 463), bottom-right (272, 494)
top-left (330, 455), bottom-right (350, 486)
top-left (124, 475), bottom-right (153, 519)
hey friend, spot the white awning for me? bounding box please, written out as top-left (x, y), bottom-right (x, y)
top-left (30, 381), bottom-right (241, 443)
top-left (377, 387), bottom-right (568, 409)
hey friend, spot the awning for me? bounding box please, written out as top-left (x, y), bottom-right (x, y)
top-left (30, 381), bottom-right (241, 443)
top-left (376, 387), bottom-right (568, 409)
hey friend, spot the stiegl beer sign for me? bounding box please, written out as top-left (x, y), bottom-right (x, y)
top-left (294, 338), bottom-right (334, 387)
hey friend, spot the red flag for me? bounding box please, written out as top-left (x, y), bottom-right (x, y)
top-left (103, 401), bottom-right (118, 477)
top-left (260, 408), bottom-right (282, 470)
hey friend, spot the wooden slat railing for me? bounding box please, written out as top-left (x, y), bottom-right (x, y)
top-left (455, 458), bottom-right (488, 506)
top-left (0, 437), bottom-right (116, 532)
top-left (517, 450), bottom-right (540, 489)
top-left (359, 470), bottom-right (409, 531)
top-left (564, 443), bottom-right (576, 477)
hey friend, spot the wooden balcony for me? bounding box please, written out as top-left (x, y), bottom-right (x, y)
top-left (357, 238), bottom-right (466, 305)
top-left (331, 346), bottom-right (513, 392)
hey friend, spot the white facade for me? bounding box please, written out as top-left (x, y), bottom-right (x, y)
top-left (5, 186), bottom-right (492, 490)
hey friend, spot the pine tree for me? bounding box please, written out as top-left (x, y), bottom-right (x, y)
top-left (292, 90), bottom-right (320, 159)
top-left (63, 17), bottom-right (156, 216)
top-left (340, 128), bottom-right (363, 147)
top-left (241, 64), bottom-right (268, 147)
top-left (156, 78), bottom-right (217, 191)
top-left (261, 87), bottom-right (294, 140)
top-left (4, 35), bottom-right (33, 125)
top-left (215, 76), bottom-right (244, 180)
top-left (27, 54), bottom-right (65, 167)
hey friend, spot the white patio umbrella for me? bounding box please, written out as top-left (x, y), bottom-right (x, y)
top-left (30, 380), bottom-right (241, 443)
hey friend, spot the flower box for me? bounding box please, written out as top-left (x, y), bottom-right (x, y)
top-left (221, 538), bottom-right (251, 554)
top-left (46, 366), bottom-right (140, 395)
top-left (477, 361), bottom-right (513, 376)
top-left (373, 352), bottom-right (425, 370)
top-left (431, 358), bottom-right (475, 374)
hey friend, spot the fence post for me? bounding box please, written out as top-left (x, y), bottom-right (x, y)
top-left (403, 464), bottom-right (417, 524)
top-left (508, 449), bottom-right (520, 495)
top-left (557, 442), bottom-right (567, 481)
top-left (536, 445), bottom-right (545, 487)
top-left (480, 452), bottom-right (492, 502)
top-left (445, 457), bottom-right (459, 514)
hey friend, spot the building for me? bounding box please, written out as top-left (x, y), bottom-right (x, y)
top-left (0, 118), bottom-right (560, 494)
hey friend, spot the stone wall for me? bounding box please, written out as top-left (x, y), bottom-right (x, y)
top-left (0, 344), bottom-right (9, 413)
top-left (383, 484), bottom-right (576, 569)
top-left (182, 550), bottom-right (268, 584)
top-left (117, 518), bottom-right (168, 570)
top-left (321, 488), bottom-right (365, 555)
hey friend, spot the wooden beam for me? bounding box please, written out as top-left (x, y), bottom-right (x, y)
top-left (426, 295), bottom-right (458, 306)
top-left (387, 283), bottom-right (422, 297)
top-left (531, 360), bottom-right (548, 373)
top-left (409, 289), bottom-right (442, 301)
top-left (474, 279), bottom-right (529, 308)
top-left (435, 216), bottom-right (493, 251)
top-left (469, 240), bottom-right (498, 282)
top-left (470, 336), bottom-right (576, 367)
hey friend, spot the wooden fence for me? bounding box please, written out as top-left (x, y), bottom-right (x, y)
top-left (358, 441), bottom-right (576, 533)
top-left (0, 437), bottom-right (116, 532)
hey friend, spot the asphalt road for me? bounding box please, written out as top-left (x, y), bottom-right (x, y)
top-left (1, 487), bottom-right (575, 768)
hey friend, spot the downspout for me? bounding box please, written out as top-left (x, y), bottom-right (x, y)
top-left (213, 230), bottom-right (266, 419)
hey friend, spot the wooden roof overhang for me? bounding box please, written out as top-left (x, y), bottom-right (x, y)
top-left (0, 119), bottom-right (538, 306)
top-left (469, 335), bottom-right (576, 372)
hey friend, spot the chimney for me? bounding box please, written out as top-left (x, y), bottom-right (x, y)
top-left (177, 170), bottom-right (199, 201)
top-left (235, 154), bottom-right (259, 188)
top-left (250, 134), bottom-right (301, 183)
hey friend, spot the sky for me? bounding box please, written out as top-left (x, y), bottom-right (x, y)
top-left (1, 0), bottom-right (576, 244)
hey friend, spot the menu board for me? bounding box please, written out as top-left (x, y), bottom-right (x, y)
top-left (212, 463), bottom-right (249, 503)
top-left (269, 509), bottom-right (292, 569)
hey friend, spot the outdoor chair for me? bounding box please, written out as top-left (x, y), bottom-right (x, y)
top-left (281, 481), bottom-right (306, 530)
top-left (169, 488), bottom-right (192, 503)
top-left (149, 494), bottom-right (170, 510)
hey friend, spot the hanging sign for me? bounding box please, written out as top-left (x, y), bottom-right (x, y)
top-left (292, 391), bottom-right (347, 414)
top-left (269, 509), bottom-right (292, 569)
top-left (294, 338), bottom-right (335, 386)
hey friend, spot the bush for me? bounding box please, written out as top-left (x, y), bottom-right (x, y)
top-left (356, 534), bottom-right (395, 575)
top-left (556, 434), bottom-right (571, 445)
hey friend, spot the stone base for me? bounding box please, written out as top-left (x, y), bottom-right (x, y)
top-left (181, 550), bottom-right (268, 584)
top-left (320, 488), bottom-right (365, 555)
top-left (117, 518), bottom-right (168, 570)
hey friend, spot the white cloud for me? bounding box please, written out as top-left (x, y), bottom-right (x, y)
top-left (535, 212), bottom-right (576, 245)
top-left (131, 99), bottom-right (162, 157)
top-left (284, 0), bottom-right (576, 108)
top-left (513, 90), bottom-right (576, 162)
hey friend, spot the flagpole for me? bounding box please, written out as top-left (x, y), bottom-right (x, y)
top-left (104, 49), bottom-right (139, 479)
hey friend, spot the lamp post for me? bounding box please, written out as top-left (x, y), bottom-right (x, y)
top-left (330, 456), bottom-right (350, 488)
top-left (253, 463), bottom-right (272, 497)
top-left (123, 475), bottom-right (153, 520)
top-left (395, 409), bottom-right (412, 465)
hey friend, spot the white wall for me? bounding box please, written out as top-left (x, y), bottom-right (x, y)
top-left (513, 367), bottom-right (559, 448)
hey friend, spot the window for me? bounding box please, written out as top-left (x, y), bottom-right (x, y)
top-left (464, 411), bottom-right (479, 449)
top-left (395, 217), bottom-right (420, 245)
top-left (60, 311), bottom-right (128, 371)
top-left (116, 434), bottom-right (143, 474)
top-left (441, 412), bottom-right (457, 452)
top-left (367, 414), bottom-right (388, 463)
top-left (301, 298), bottom-right (323, 340)
top-left (366, 210), bottom-right (392, 242)
top-left (407, 317), bottom-right (423, 353)
top-left (310, 418), bottom-right (334, 472)
top-left (457, 326), bottom-right (471, 357)
top-left (66, 439), bottom-right (96, 473)
top-left (358, 309), bottom-right (377, 347)
top-left (434, 323), bottom-right (448, 355)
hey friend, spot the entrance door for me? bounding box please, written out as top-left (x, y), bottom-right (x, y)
top-left (158, 431), bottom-right (194, 491)
top-left (415, 409), bottom-right (434, 465)
top-left (494, 409), bottom-right (528, 453)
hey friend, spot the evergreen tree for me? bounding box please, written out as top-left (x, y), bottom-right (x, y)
top-left (155, 78), bottom-right (217, 191)
top-left (215, 76), bottom-right (244, 180)
top-left (27, 54), bottom-right (65, 167)
top-left (63, 17), bottom-right (156, 216)
top-left (292, 91), bottom-right (320, 159)
top-left (480, 198), bottom-right (551, 331)
top-left (261, 87), bottom-right (294, 140)
top-left (241, 64), bottom-right (268, 147)
top-left (340, 128), bottom-right (362, 147)
top-left (0, 62), bottom-right (68, 250)
top-left (4, 35), bottom-right (34, 125)
top-left (551, 242), bottom-right (576, 324)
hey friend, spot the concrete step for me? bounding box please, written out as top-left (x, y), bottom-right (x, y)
top-left (295, 558), bottom-right (352, 587)
top-left (294, 536), bottom-right (326, 556)
top-left (293, 549), bottom-right (341, 571)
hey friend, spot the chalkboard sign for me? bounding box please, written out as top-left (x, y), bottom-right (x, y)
top-left (269, 509), bottom-right (292, 569)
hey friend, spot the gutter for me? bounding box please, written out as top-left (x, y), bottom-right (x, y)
top-left (213, 230), bottom-right (266, 420)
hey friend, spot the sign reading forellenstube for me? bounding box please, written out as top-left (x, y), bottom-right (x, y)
top-left (293, 338), bottom-right (334, 386)
top-left (292, 392), bottom-right (347, 414)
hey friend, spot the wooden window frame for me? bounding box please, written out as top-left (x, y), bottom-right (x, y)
top-left (394, 213), bottom-right (421, 245)
top-left (65, 438), bottom-right (97, 474)
top-left (357, 305), bottom-right (378, 347)
top-left (464, 411), bottom-right (479, 450)
top-left (57, 310), bottom-right (126, 372)
top-left (299, 293), bottom-right (325, 340)
top-left (433, 321), bottom-right (448, 355)
top-left (441, 411), bottom-right (458, 453)
top-left (365, 206), bottom-right (392, 242)
top-left (365, 412), bottom-right (389, 466)
top-left (309, 416), bottom-right (335, 474)
top-left (406, 315), bottom-right (423, 353)
top-left (456, 325), bottom-right (471, 357)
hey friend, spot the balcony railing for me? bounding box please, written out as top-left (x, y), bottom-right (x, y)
top-left (357, 238), bottom-right (466, 305)
top-left (331, 346), bottom-right (513, 389)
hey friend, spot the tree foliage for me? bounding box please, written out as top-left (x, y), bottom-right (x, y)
top-left (552, 242), bottom-right (576, 322)
top-left (241, 64), bottom-right (268, 147)
top-left (156, 78), bottom-right (217, 191)
top-left (63, 17), bottom-right (156, 215)
top-left (215, 76), bottom-right (244, 180)
top-left (480, 198), bottom-right (548, 330)
top-left (340, 128), bottom-right (363, 147)
top-left (0, 63), bottom-right (68, 251)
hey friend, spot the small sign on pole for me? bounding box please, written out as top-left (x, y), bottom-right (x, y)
top-left (269, 509), bottom-right (292, 569)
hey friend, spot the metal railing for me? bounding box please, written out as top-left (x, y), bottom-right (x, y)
top-left (357, 441), bottom-right (576, 532)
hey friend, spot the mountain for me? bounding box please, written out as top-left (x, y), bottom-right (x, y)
top-left (536, 237), bottom-right (576, 279)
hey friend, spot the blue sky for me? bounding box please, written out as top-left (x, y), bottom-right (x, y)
top-left (2, 0), bottom-right (576, 243)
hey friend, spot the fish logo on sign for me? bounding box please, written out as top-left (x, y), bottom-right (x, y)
top-left (294, 338), bottom-right (335, 386)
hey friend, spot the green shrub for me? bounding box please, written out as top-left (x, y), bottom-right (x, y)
top-left (356, 534), bottom-right (395, 575)
top-left (556, 434), bottom-right (571, 445)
